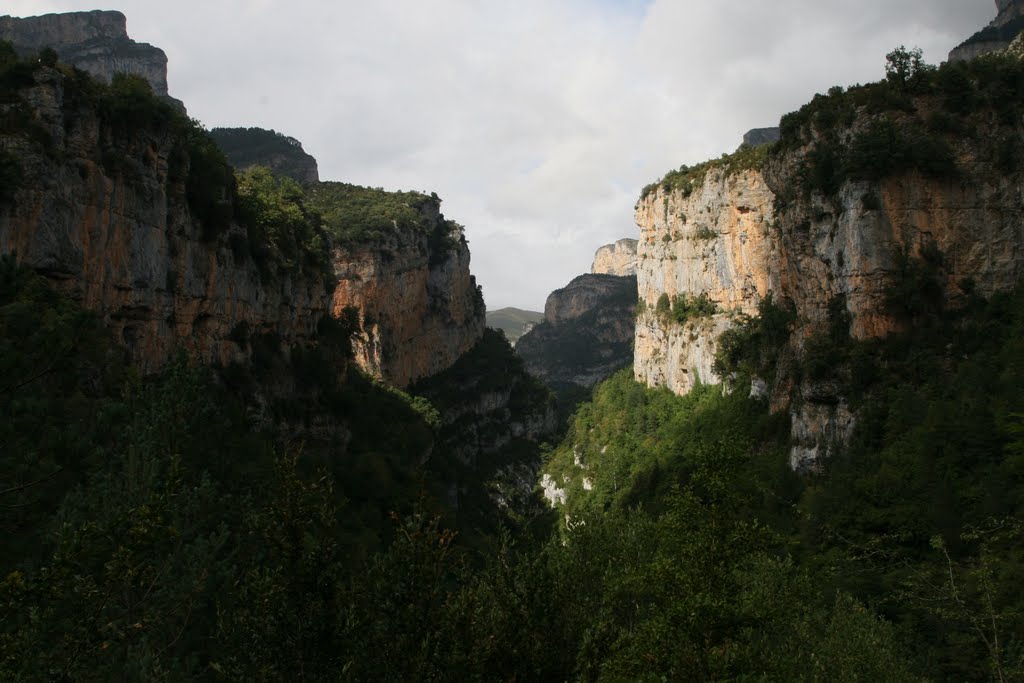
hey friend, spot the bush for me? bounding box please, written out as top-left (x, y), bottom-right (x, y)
top-left (671, 292), bottom-right (718, 325)
top-left (99, 73), bottom-right (173, 132)
top-left (176, 124), bottom-right (236, 239)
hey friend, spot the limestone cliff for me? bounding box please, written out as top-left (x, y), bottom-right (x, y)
top-left (0, 59), bottom-right (485, 391)
top-left (0, 65), bottom-right (328, 373)
top-left (634, 59), bottom-right (1024, 469)
top-left (327, 192), bottom-right (485, 388)
top-left (517, 271), bottom-right (636, 393)
top-left (949, 0), bottom-right (1024, 62)
top-left (0, 11), bottom-right (181, 109)
top-left (591, 238), bottom-right (638, 276)
top-left (634, 167), bottom-right (777, 395)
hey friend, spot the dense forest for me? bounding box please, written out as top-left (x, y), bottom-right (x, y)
top-left (1, 34), bottom-right (1024, 683)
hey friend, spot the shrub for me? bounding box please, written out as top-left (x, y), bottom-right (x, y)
top-left (671, 292), bottom-right (718, 325)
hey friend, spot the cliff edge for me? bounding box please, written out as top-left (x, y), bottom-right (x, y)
top-left (634, 53), bottom-right (1024, 469)
top-left (0, 10), bottom-right (182, 109)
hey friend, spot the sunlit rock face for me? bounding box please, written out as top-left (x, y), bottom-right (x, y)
top-left (591, 238), bottom-right (638, 277)
top-left (330, 202), bottom-right (485, 389)
top-left (0, 10), bottom-right (181, 109)
top-left (633, 168), bottom-right (777, 395)
top-left (634, 132), bottom-right (1024, 468)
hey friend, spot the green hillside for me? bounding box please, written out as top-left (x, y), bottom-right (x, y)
top-left (486, 306), bottom-right (544, 344)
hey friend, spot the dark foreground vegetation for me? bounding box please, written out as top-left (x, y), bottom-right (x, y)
top-left (4, 249), bottom-right (1023, 680)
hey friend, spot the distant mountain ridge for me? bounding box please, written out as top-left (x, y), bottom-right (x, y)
top-left (487, 307), bottom-right (544, 345)
top-left (210, 127), bottom-right (320, 184)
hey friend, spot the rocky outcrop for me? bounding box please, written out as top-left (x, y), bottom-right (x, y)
top-left (544, 272), bottom-right (633, 324)
top-left (949, 0), bottom-right (1024, 62)
top-left (517, 272), bottom-right (637, 391)
top-left (742, 128), bottom-right (780, 148)
top-left (634, 168), bottom-right (777, 394)
top-left (0, 66), bottom-right (327, 373)
top-left (635, 91), bottom-right (1024, 468)
top-left (591, 238), bottom-right (638, 276)
top-left (210, 127), bottom-right (320, 185)
top-left (330, 196), bottom-right (485, 388)
top-left (414, 329), bottom-right (557, 514)
top-left (0, 63), bottom-right (486, 392)
top-left (0, 11), bottom-right (181, 108)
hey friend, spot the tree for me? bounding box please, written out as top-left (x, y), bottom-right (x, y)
top-left (885, 45), bottom-right (930, 87)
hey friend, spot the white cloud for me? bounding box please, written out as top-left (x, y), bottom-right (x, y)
top-left (4, 0), bottom-right (996, 309)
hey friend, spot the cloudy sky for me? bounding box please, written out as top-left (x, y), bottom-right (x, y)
top-left (5, 1), bottom-right (996, 310)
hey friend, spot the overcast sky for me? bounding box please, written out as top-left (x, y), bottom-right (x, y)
top-left (5, 1), bottom-right (997, 310)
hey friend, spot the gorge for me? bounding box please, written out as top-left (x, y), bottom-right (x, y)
top-left (2, 5), bottom-right (1024, 681)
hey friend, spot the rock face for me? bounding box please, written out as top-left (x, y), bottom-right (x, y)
top-left (949, 0), bottom-right (1024, 62)
top-left (635, 113), bottom-right (1024, 468)
top-left (0, 11), bottom-right (180, 108)
top-left (742, 127), bottom-right (781, 148)
top-left (210, 127), bottom-right (320, 185)
top-left (517, 272), bottom-right (637, 391)
top-left (330, 197), bottom-right (485, 389)
top-left (544, 272), bottom-right (634, 324)
top-left (591, 238), bottom-right (638, 276)
top-left (414, 329), bottom-right (557, 514)
top-left (0, 64), bottom-right (485, 391)
top-left (0, 67), bottom-right (327, 373)
top-left (634, 168), bottom-right (777, 394)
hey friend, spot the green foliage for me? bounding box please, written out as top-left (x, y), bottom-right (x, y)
top-left (173, 122), bottom-right (236, 239)
top-left (773, 48), bottom-right (1024, 199)
top-left (714, 294), bottom-right (796, 382)
top-left (0, 41), bottom-right (16, 70)
top-left (640, 143), bottom-right (772, 201)
top-left (414, 329), bottom-right (556, 535)
top-left (99, 73), bottom-right (174, 132)
top-left (209, 126), bottom-right (315, 183)
top-left (885, 45), bottom-right (932, 88)
top-left (670, 291), bottom-right (718, 325)
top-left (38, 47), bottom-right (58, 68)
top-left (799, 284), bottom-right (1024, 680)
top-left (235, 165), bottom-right (328, 273)
top-left (307, 181), bottom-right (444, 245)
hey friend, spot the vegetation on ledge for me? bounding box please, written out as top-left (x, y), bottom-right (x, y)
top-left (639, 141), bottom-right (772, 201)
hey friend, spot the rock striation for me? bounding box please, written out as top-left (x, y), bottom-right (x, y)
top-left (0, 11), bottom-right (181, 109)
top-left (634, 168), bottom-right (777, 395)
top-left (949, 0), bottom-right (1024, 62)
top-left (591, 238), bottom-right (638, 276)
